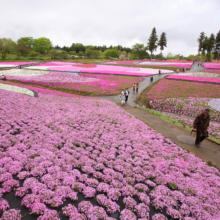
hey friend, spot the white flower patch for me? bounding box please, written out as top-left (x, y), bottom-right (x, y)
top-left (0, 83), bottom-right (35, 97)
top-left (178, 72), bottom-right (220, 78)
top-left (209, 99), bottom-right (220, 112)
top-left (2, 69), bottom-right (49, 76)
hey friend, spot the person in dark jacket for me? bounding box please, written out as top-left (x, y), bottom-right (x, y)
top-left (193, 108), bottom-right (210, 147)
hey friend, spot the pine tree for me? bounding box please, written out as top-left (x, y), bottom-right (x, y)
top-left (214, 30), bottom-right (220, 59)
top-left (206, 33), bottom-right (215, 61)
top-left (148, 27), bottom-right (158, 59)
top-left (158, 32), bottom-right (167, 54)
top-left (197, 32), bottom-right (206, 57)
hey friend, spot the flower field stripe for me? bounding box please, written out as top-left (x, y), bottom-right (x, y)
top-left (166, 75), bottom-right (220, 84)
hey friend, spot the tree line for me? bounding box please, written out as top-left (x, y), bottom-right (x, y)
top-left (197, 31), bottom-right (220, 60)
top-left (0, 28), bottom-right (168, 60)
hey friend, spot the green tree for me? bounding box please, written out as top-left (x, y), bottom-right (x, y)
top-left (214, 30), bottom-right (220, 59)
top-left (86, 49), bottom-right (100, 58)
top-left (197, 32), bottom-right (206, 58)
top-left (49, 49), bottom-right (58, 59)
top-left (78, 51), bottom-right (85, 58)
top-left (166, 52), bottom-right (172, 59)
top-left (102, 49), bottom-right (120, 59)
top-left (131, 43), bottom-right (148, 59)
top-left (29, 51), bottom-right (39, 59)
top-left (16, 37), bottom-right (34, 56)
top-left (33, 37), bottom-right (52, 54)
top-left (206, 33), bottom-right (215, 61)
top-left (148, 27), bottom-right (158, 59)
top-left (158, 32), bottom-right (167, 54)
top-left (70, 43), bottom-right (85, 53)
top-left (0, 38), bottom-right (16, 59)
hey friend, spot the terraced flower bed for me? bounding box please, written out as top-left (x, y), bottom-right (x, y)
top-left (0, 88), bottom-right (219, 219)
top-left (166, 75), bottom-right (220, 84)
top-left (4, 70), bottom-right (142, 96)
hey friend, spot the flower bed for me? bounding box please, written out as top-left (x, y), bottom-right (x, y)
top-left (149, 97), bottom-right (220, 121)
top-left (5, 72), bottom-right (143, 96)
top-left (204, 63), bottom-right (220, 69)
top-left (0, 88), bottom-right (219, 219)
top-left (178, 72), bottom-right (220, 78)
top-left (166, 75), bottom-right (220, 84)
top-left (143, 79), bottom-right (220, 100)
top-left (0, 62), bottom-right (36, 66)
top-left (204, 69), bottom-right (220, 75)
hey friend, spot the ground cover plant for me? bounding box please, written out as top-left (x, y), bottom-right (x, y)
top-left (204, 69), bottom-right (220, 75)
top-left (148, 97), bottom-right (220, 121)
top-left (178, 72), bottom-right (220, 78)
top-left (142, 79), bottom-right (220, 100)
top-left (166, 75), bottom-right (220, 84)
top-left (4, 70), bottom-right (143, 96)
top-left (204, 63), bottom-right (220, 69)
top-left (28, 61), bottom-right (173, 76)
top-left (0, 88), bottom-right (220, 219)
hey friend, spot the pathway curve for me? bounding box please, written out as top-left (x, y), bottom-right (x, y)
top-left (95, 72), bottom-right (220, 169)
top-left (190, 61), bottom-right (206, 72)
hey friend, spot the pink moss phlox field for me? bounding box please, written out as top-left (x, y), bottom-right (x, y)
top-left (0, 88), bottom-right (220, 219)
top-left (7, 71), bottom-right (100, 83)
top-left (204, 69), bottom-right (220, 75)
top-left (204, 63), bottom-right (220, 69)
top-left (145, 79), bottom-right (220, 101)
top-left (166, 75), bottom-right (220, 84)
top-left (149, 97), bottom-right (220, 121)
top-left (6, 73), bottom-right (143, 95)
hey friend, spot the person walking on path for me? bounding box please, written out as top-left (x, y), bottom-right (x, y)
top-left (125, 89), bottom-right (129, 102)
top-left (136, 83), bottom-right (139, 93)
top-left (120, 92), bottom-right (126, 105)
top-left (193, 108), bottom-right (210, 147)
top-left (158, 69), bottom-right (161, 75)
top-left (132, 84), bottom-right (136, 93)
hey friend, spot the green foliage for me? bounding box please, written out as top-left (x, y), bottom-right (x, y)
top-left (131, 43), bottom-right (149, 59)
top-left (166, 52), bottom-right (172, 59)
top-left (147, 27), bottom-right (158, 59)
top-left (102, 49), bottom-right (120, 58)
top-left (29, 51), bottom-right (39, 58)
top-left (33, 37), bottom-right (52, 54)
top-left (86, 48), bottom-right (101, 58)
top-left (49, 49), bottom-right (58, 59)
top-left (168, 182), bottom-right (178, 190)
top-left (158, 32), bottom-right (167, 53)
top-left (214, 30), bottom-right (220, 59)
top-left (0, 38), bottom-right (16, 59)
top-left (16, 37), bottom-right (34, 56)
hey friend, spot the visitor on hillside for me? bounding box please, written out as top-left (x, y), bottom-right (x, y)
top-left (1, 75), bottom-right (6, 81)
top-left (176, 69), bottom-right (179, 73)
top-left (193, 108), bottom-right (210, 147)
top-left (125, 89), bottom-right (129, 102)
top-left (159, 69), bottom-right (161, 75)
top-left (150, 76), bottom-right (153, 83)
top-left (120, 92), bottom-right (126, 105)
top-left (132, 84), bottom-right (136, 93)
top-left (136, 83), bottom-right (139, 93)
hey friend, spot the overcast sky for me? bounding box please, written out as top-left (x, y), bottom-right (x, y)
top-left (1, 0), bottom-right (220, 56)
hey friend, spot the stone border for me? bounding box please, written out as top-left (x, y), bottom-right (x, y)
top-left (0, 83), bottom-right (38, 97)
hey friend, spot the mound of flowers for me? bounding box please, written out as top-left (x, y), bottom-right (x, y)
top-left (0, 62), bottom-right (36, 66)
top-left (149, 97), bottom-right (220, 121)
top-left (5, 71), bottom-right (142, 96)
top-left (0, 88), bottom-right (220, 219)
top-left (166, 75), bottom-right (220, 84)
top-left (204, 69), bottom-right (220, 75)
top-left (2, 69), bottom-right (49, 77)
